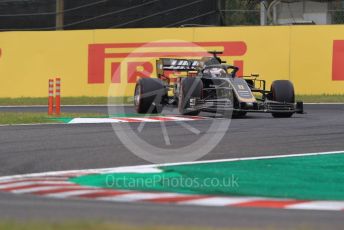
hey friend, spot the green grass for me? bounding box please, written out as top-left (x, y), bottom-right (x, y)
top-left (0, 97), bottom-right (132, 106)
top-left (0, 221), bottom-right (308, 230)
top-left (0, 222), bottom-right (211, 230)
top-left (296, 94), bottom-right (344, 103)
top-left (75, 153), bottom-right (344, 201)
top-left (0, 112), bottom-right (103, 125)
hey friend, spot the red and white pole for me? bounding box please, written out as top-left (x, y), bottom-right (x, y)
top-left (48, 79), bottom-right (54, 115)
top-left (55, 78), bottom-right (61, 115)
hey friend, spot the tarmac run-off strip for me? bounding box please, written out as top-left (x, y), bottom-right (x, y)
top-left (0, 150), bottom-right (344, 212)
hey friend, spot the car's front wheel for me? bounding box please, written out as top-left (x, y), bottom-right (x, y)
top-left (134, 78), bottom-right (165, 114)
top-left (269, 80), bottom-right (295, 118)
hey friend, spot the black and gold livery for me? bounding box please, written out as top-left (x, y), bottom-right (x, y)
top-left (134, 51), bottom-right (303, 118)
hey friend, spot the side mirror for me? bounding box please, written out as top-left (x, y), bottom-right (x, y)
top-left (245, 79), bottom-right (255, 88)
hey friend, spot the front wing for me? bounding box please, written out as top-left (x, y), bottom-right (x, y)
top-left (188, 98), bottom-right (304, 114)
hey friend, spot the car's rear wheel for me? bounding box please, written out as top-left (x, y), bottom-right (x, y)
top-left (178, 77), bottom-right (202, 116)
top-left (134, 78), bottom-right (165, 114)
top-left (270, 80), bottom-right (295, 118)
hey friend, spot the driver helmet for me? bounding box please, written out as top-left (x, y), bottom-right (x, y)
top-left (204, 67), bottom-right (226, 78)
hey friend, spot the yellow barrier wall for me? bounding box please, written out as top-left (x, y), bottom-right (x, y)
top-left (290, 26), bottom-right (344, 94)
top-left (0, 25), bottom-right (344, 97)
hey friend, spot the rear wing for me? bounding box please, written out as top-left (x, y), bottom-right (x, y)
top-left (156, 58), bottom-right (200, 77)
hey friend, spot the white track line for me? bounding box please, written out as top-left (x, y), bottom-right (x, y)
top-left (178, 197), bottom-right (260, 206)
top-left (67, 116), bottom-right (204, 124)
top-left (0, 150), bottom-right (343, 182)
top-left (68, 118), bottom-right (125, 124)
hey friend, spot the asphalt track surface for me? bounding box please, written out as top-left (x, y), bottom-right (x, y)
top-left (0, 104), bottom-right (344, 229)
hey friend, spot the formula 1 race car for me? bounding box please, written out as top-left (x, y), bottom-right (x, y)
top-left (134, 51), bottom-right (303, 118)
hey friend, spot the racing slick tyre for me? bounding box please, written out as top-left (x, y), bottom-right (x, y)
top-left (134, 78), bottom-right (165, 114)
top-left (178, 77), bottom-right (202, 116)
top-left (270, 80), bottom-right (295, 118)
top-left (232, 111), bottom-right (247, 118)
